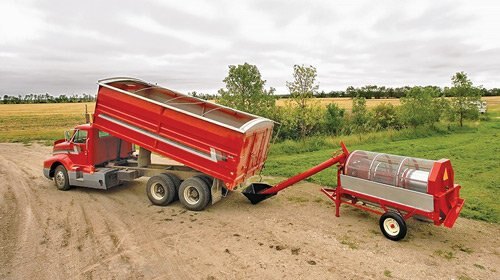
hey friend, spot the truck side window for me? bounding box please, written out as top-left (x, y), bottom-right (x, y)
top-left (98, 130), bottom-right (110, 138)
top-left (73, 130), bottom-right (88, 143)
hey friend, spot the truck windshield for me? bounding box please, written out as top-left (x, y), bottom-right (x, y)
top-left (73, 130), bottom-right (87, 143)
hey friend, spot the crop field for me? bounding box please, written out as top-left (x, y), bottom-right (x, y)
top-left (0, 102), bottom-right (94, 143)
top-left (1, 96), bottom-right (498, 144)
top-left (276, 96), bottom-right (500, 109)
top-left (276, 97), bottom-right (401, 109)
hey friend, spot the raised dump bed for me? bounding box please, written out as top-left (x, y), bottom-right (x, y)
top-left (93, 77), bottom-right (274, 190)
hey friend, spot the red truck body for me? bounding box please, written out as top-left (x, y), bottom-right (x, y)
top-left (43, 77), bottom-right (274, 193)
top-left (93, 78), bottom-right (274, 189)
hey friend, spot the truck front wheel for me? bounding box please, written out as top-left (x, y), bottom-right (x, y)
top-left (146, 174), bottom-right (176, 206)
top-left (179, 177), bottom-right (211, 211)
top-left (54, 165), bottom-right (70, 191)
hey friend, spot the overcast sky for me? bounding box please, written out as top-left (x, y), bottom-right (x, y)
top-left (1, 0), bottom-right (499, 95)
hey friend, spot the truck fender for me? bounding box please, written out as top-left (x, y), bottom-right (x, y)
top-left (45, 157), bottom-right (72, 178)
top-left (48, 161), bottom-right (64, 178)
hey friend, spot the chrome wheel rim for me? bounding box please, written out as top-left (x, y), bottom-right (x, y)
top-left (55, 171), bottom-right (65, 187)
top-left (183, 186), bottom-right (200, 205)
top-left (151, 183), bottom-right (166, 200)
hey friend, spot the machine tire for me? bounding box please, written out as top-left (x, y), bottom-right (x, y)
top-left (178, 176), bottom-right (211, 211)
top-left (162, 173), bottom-right (181, 201)
top-left (54, 165), bottom-right (71, 191)
top-left (146, 174), bottom-right (176, 206)
top-left (379, 212), bottom-right (407, 241)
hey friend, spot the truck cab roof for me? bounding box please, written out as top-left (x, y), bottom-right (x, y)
top-left (74, 123), bottom-right (92, 130)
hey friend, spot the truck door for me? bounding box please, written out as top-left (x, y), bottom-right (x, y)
top-left (69, 129), bottom-right (89, 167)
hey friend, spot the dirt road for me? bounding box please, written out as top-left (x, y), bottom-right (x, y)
top-left (0, 143), bottom-right (498, 279)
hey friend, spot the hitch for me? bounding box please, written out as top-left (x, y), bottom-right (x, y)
top-left (242, 142), bottom-right (349, 204)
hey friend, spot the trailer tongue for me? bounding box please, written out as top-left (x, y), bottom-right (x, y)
top-left (243, 142), bottom-right (465, 241)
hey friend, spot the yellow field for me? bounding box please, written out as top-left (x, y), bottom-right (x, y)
top-left (0, 96), bottom-right (499, 143)
top-left (276, 96), bottom-right (500, 110)
top-left (0, 102), bottom-right (95, 116)
top-left (0, 102), bottom-right (94, 143)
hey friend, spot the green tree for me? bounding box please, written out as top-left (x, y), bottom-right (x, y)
top-left (217, 63), bottom-right (275, 117)
top-left (372, 102), bottom-right (399, 130)
top-left (286, 65), bottom-right (320, 138)
top-left (447, 72), bottom-right (481, 127)
top-left (324, 103), bottom-right (345, 135)
top-left (274, 105), bottom-right (326, 140)
top-left (286, 65), bottom-right (319, 108)
top-left (350, 97), bottom-right (371, 138)
top-left (398, 86), bottom-right (440, 128)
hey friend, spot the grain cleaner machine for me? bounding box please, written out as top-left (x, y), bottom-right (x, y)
top-left (243, 143), bottom-right (465, 241)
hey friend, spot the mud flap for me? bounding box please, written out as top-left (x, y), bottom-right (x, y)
top-left (211, 179), bottom-right (225, 205)
top-left (242, 183), bottom-right (276, 204)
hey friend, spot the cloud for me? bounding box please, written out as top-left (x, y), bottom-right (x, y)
top-left (0, 0), bottom-right (499, 95)
top-left (0, 1), bottom-right (47, 45)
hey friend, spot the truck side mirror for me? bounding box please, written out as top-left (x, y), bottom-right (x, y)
top-left (64, 131), bottom-right (71, 142)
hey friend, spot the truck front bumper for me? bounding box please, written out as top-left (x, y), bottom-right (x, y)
top-left (43, 168), bottom-right (51, 179)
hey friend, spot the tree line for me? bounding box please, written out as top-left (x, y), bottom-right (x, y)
top-left (216, 63), bottom-right (484, 140)
top-left (1, 93), bottom-right (96, 104)
top-left (1, 77), bottom-right (498, 105)
top-left (313, 85), bottom-right (499, 99)
top-left (192, 84), bottom-right (499, 100)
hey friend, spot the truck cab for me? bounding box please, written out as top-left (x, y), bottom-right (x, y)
top-left (43, 124), bottom-right (135, 190)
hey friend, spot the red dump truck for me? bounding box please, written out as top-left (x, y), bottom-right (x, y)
top-left (43, 77), bottom-right (274, 210)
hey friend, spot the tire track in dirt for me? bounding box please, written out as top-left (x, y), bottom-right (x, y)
top-left (0, 177), bottom-right (19, 279)
top-left (73, 189), bottom-right (187, 279)
top-left (0, 147), bottom-right (50, 279)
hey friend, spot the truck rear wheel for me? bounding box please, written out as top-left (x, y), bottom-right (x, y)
top-left (379, 212), bottom-right (407, 241)
top-left (194, 175), bottom-right (213, 188)
top-left (162, 173), bottom-right (181, 199)
top-left (146, 174), bottom-right (176, 206)
top-left (54, 165), bottom-right (70, 191)
top-left (179, 177), bottom-right (211, 211)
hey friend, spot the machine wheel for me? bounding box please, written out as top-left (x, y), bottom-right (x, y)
top-left (379, 212), bottom-right (407, 241)
top-left (54, 165), bottom-right (70, 191)
top-left (178, 177), bottom-right (211, 211)
top-left (146, 174), bottom-right (176, 206)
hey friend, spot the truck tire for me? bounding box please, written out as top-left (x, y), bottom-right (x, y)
top-left (54, 165), bottom-right (70, 191)
top-left (162, 173), bottom-right (181, 201)
top-left (146, 174), bottom-right (176, 206)
top-left (379, 212), bottom-right (407, 241)
top-left (178, 177), bottom-right (211, 211)
top-left (194, 175), bottom-right (213, 188)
